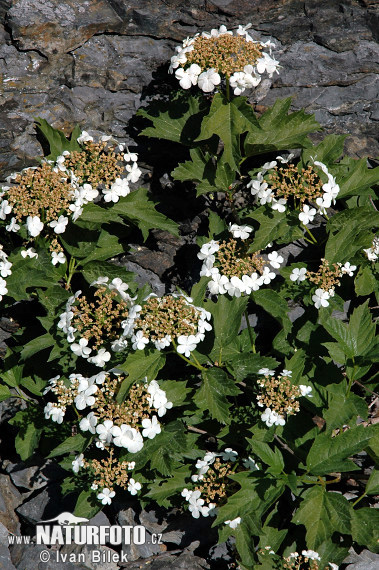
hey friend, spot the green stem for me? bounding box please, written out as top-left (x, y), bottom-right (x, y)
top-left (346, 359), bottom-right (357, 396)
top-left (301, 223), bottom-right (317, 244)
top-left (352, 492), bottom-right (366, 507)
top-left (171, 339), bottom-right (205, 371)
top-left (244, 310), bottom-right (256, 353)
top-left (65, 256), bottom-right (78, 290)
top-left (226, 77), bottom-right (231, 102)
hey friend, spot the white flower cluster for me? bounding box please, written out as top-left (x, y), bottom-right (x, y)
top-left (364, 236), bottom-right (379, 261)
top-left (57, 277), bottom-right (133, 366)
top-left (247, 156), bottom-right (340, 225)
top-left (54, 134), bottom-right (141, 206)
top-left (198, 227), bottom-right (284, 297)
top-left (169, 24), bottom-right (279, 94)
top-left (130, 293), bottom-right (212, 358)
top-left (0, 246), bottom-right (12, 301)
top-left (289, 262), bottom-right (356, 309)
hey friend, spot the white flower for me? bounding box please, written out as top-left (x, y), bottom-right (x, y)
top-left (90, 276), bottom-right (109, 287)
top-left (79, 412), bottom-right (98, 434)
top-left (26, 215), bottom-right (44, 237)
top-left (128, 478), bottom-right (142, 495)
top-left (290, 267), bottom-right (307, 283)
top-left (109, 277), bottom-right (130, 300)
top-left (96, 419), bottom-right (114, 443)
top-left (97, 488), bottom-right (115, 505)
top-left (111, 424), bottom-right (144, 453)
top-left (177, 334), bottom-right (198, 357)
top-left (21, 247), bottom-right (38, 259)
top-left (128, 461), bottom-right (136, 470)
top-left (221, 448), bottom-right (238, 462)
top-left (124, 150), bottom-right (138, 162)
top-left (77, 131), bottom-right (94, 144)
top-left (208, 273), bottom-right (229, 295)
top-left (44, 402), bottom-right (65, 424)
top-left (341, 262), bottom-right (356, 276)
top-left (229, 71), bottom-right (248, 95)
top-left (299, 204), bottom-right (317, 226)
top-left (108, 177), bottom-right (130, 200)
top-left (281, 369), bottom-right (292, 377)
top-left (72, 453), bottom-right (84, 473)
top-left (312, 288), bottom-right (330, 309)
top-left (299, 385), bottom-right (313, 397)
top-left (49, 215), bottom-right (68, 234)
top-left (57, 310), bottom-right (74, 334)
top-left (142, 415), bottom-right (161, 439)
top-left (242, 456), bottom-right (259, 471)
top-left (0, 200), bottom-right (12, 220)
top-left (91, 483), bottom-right (98, 490)
top-left (197, 240), bottom-right (220, 261)
top-left (225, 517), bottom-right (241, 529)
top-left (258, 368), bottom-right (275, 376)
top-left (0, 261), bottom-right (12, 277)
top-left (103, 185), bottom-right (121, 203)
top-left (169, 51), bottom-right (188, 73)
top-left (271, 198), bottom-right (287, 213)
top-left (228, 223), bottom-right (253, 240)
top-left (154, 335), bottom-right (171, 350)
top-left (5, 217), bottom-right (20, 232)
top-left (302, 550), bottom-right (321, 561)
top-left (261, 408), bottom-right (285, 427)
top-left (125, 162), bottom-right (141, 183)
top-left (132, 330), bottom-right (149, 350)
top-left (71, 337), bottom-right (92, 358)
top-left (87, 348), bottom-right (111, 368)
top-left (51, 251), bottom-right (66, 265)
top-left (261, 266), bottom-right (276, 284)
top-left (81, 183), bottom-right (99, 202)
top-left (74, 382), bottom-right (98, 410)
top-left (256, 52), bottom-right (280, 77)
top-left (267, 251), bottom-right (284, 269)
top-left (329, 564), bottom-right (339, 570)
top-left (175, 63), bottom-right (202, 89)
top-left (198, 68), bottom-right (221, 92)
top-left (188, 490), bottom-right (205, 518)
top-left (181, 488), bottom-right (193, 501)
top-left (154, 394), bottom-right (173, 417)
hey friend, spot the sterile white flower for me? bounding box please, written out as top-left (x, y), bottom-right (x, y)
top-left (208, 273), bottom-right (229, 295)
top-left (79, 412), bottom-right (98, 434)
top-left (259, 368), bottom-right (275, 376)
top-left (299, 204), bottom-right (317, 226)
top-left (26, 215), bottom-right (44, 237)
top-left (271, 197), bottom-right (287, 212)
top-left (267, 251), bottom-right (284, 269)
top-left (302, 550), bottom-right (321, 561)
top-left (0, 200), bottom-right (12, 220)
top-left (49, 215), bottom-right (68, 234)
top-left (125, 162), bottom-right (142, 183)
top-left (188, 490), bottom-right (205, 519)
top-left (341, 262), bottom-right (356, 276)
top-left (225, 517), bottom-right (241, 529)
top-left (312, 288), bottom-right (330, 309)
top-left (72, 453), bottom-right (84, 473)
top-left (124, 150), bottom-right (138, 162)
top-left (5, 217), bottom-right (20, 232)
top-left (198, 68), bottom-right (221, 92)
top-left (87, 348), bottom-right (111, 367)
top-left (177, 334), bottom-right (198, 357)
top-left (97, 488), bottom-right (115, 505)
top-left (261, 407), bottom-right (285, 427)
top-left (0, 261), bottom-right (12, 278)
top-left (111, 424), bottom-right (144, 453)
top-left (74, 383), bottom-right (98, 410)
top-left (242, 456), bottom-right (259, 471)
top-left (71, 337), bottom-right (92, 358)
top-left (175, 63), bottom-right (202, 88)
top-left (142, 415), bottom-right (161, 439)
top-left (299, 385), bottom-right (313, 397)
top-left (132, 330), bottom-right (149, 350)
top-left (77, 131), bottom-right (94, 144)
top-left (261, 266), bottom-right (276, 284)
top-left (228, 223), bottom-right (253, 240)
top-left (128, 478), bottom-right (142, 495)
top-left (221, 448), bottom-right (238, 462)
top-left (96, 419), bottom-right (114, 443)
top-left (290, 267), bottom-right (307, 283)
top-left (51, 251), bottom-right (66, 265)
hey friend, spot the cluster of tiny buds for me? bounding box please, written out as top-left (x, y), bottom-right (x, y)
top-left (181, 448), bottom-right (258, 524)
top-left (130, 293), bottom-right (212, 358)
top-left (259, 547), bottom-right (337, 570)
top-left (198, 225), bottom-right (284, 297)
top-left (289, 259), bottom-right (356, 309)
top-left (248, 156), bottom-right (340, 225)
top-left (57, 277), bottom-right (133, 367)
top-left (257, 368), bottom-right (312, 428)
top-left (169, 23), bottom-right (279, 94)
top-left (0, 246), bottom-right (12, 301)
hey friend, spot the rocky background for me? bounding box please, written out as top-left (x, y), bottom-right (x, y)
top-left (0, 0), bottom-right (379, 568)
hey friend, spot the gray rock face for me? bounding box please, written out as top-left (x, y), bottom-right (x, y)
top-left (1, 0), bottom-right (378, 177)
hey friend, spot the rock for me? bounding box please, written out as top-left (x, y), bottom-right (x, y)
top-left (0, 521), bottom-right (17, 570)
top-left (16, 483), bottom-right (76, 526)
top-left (59, 544), bottom-right (119, 570)
top-left (116, 507), bottom-right (163, 561)
top-left (0, 475), bottom-right (22, 534)
top-left (344, 548), bottom-right (379, 569)
top-left (9, 543), bottom-right (88, 570)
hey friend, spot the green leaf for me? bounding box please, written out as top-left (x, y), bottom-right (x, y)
top-left (190, 277), bottom-right (209, 307)
top-left (0, 384), bottom-right (12, 401)
top-left (208, 210), bottom-right (228, 239)
top-left (76, 202), bottom-right (123, 225)
top-left (74, 490), bottom-right (102, 519)
top-left (82, 261), bottom-right (135, 287)
top-left (194, 368), bottom-right (240, 423)
top-left (15, 422), bottom-right (42, 461)
top-left (158, 380), bottom-right (190, 407)
top-left (1, 366), bottom-right (23, 387)
top-left (138, 92), bottom-right (208, 145)
top-left (20, 376), bottom-right (47, 396)
top-left (147, 466), bottom-right (190, 507)
top-left (206, 295), bottom-right (248, 357)
top-left (323, 389), bottom-right (368, 433)
top-left (351, 508), bottom-right (379, 553)
top-left (38, 286), bottom-right (71, 317)
top-left (366, 469), bottom-right (379, 495)
top-left (116, 351), bottom-right (166, 403)
top-left (48, 434), bottom-right (89, 458)
top-left (35, 118), bottom-right (82, 161)
top-left (21, 333), bottom-right (55, 361)
top-left (355, 265), bottom-right (378, 296)
top-left (301, 134), bottom-right (346, 166)
top-left (110, 188), bottom-right (179, 240)
top-left (252, 289), bottom-right (292, 335)
top-left (196, 94), bottom-right (260, 171)
top-left (80, 228), bottom-right (125, 264)
top-left (293, 486), bottom-right (352, 549)
top-left (337, 157), bottom-right (379, 198)
top-left (306, 425), bottom-right (378, 475)
top-left (227, 354), bottom-right (278, 382)
top-left (249, 440), bottom-right (284, 475)
top-left (244, 98), bottom-right (320, 156)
